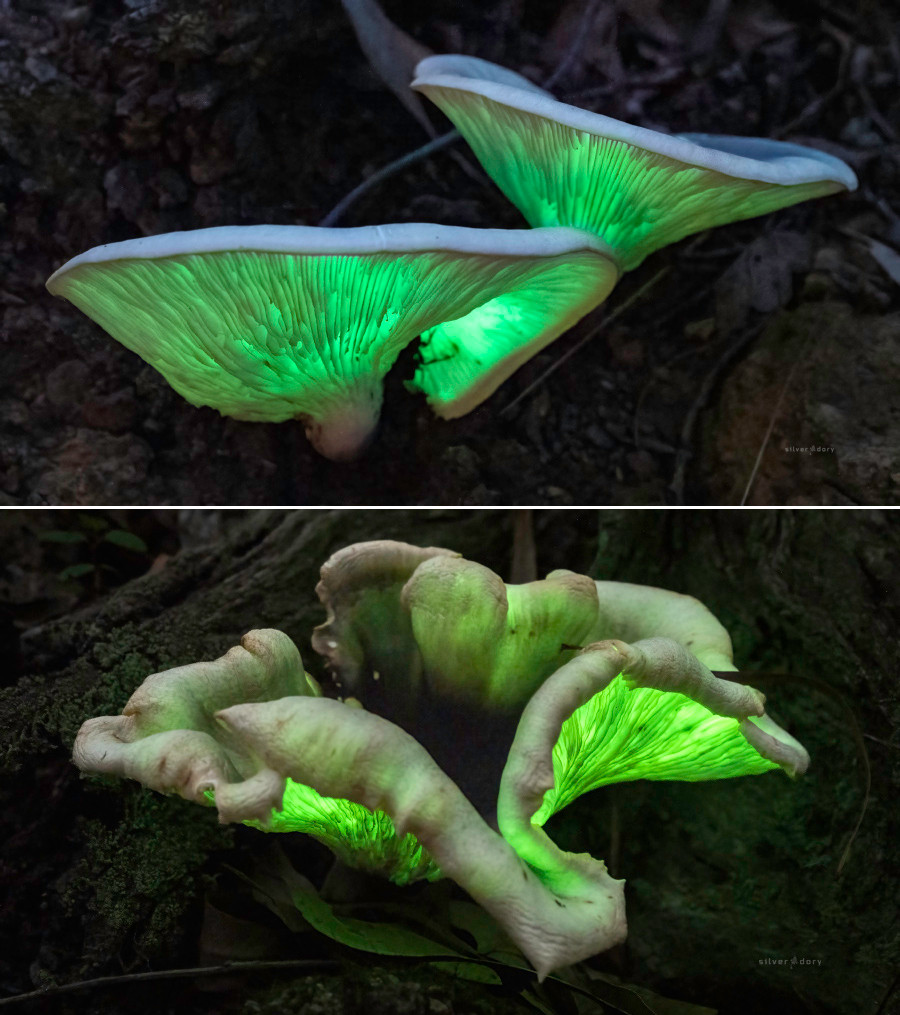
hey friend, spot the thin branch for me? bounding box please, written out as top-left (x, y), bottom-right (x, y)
top-left (874, 971), bottom-right (900, 1015)
top-left (607, 784), bottom-right (621, 879)
top-left (320, 0), bottom-right (604, 226)
top-left (509, 509), bottom-right (537, 583)
top-left (318, 130), bottom-right (461, 227)
top-left (739, 346), bottom-right (806, 506)
top-left (564, 66), bottom-right (682, 104)
top-left (500, 266), bottom-right (670, 418)
top-left (0, 961), bottom-right (341, 1008)
top-left (715, 670), bottom-right (871, 875)
top-left (863, 732), bottom-right (900, 751)
top-left (541, 0), bottom-right (604, 91)
top-left (670, 319), bottom-right (766, 504)
top-left (774, 29), bottom-right (852, 138)
top-left (632, 342), bottom-right (704, 450)
top-left (856, 81), bottom-right (897, 141)
top-left (0, 954), bottom-right (644, 1015)
top-left (690, 0), bottom-right (732, 61)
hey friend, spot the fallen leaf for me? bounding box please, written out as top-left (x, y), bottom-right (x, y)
top-left (845, 229), bottom-right (900, 286)
top-left (715, 230), bottom-right (811, 331)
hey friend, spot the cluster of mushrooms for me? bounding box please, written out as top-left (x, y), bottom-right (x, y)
top-left (47, 56), bottom-right (856, 460)
top-left (74, 540), bottom-right (809, 979)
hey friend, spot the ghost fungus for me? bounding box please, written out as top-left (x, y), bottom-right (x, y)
top-left (46, 223), bottom-right (619, 458)
top-left (72, 628), bottom-right (440, 881)
top-left (412, 54), bottom-right (858, 270)
top-left (73, 542), bottom-right (810, 981)
top-left (312, 539), bottom-right (601, 712)
top-left (314, 543), bottom-right (808, 819)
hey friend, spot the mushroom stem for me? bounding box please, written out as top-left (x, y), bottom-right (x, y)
top-left (300, 401), bottom-right (380, 462)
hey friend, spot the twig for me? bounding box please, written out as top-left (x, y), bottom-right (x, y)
top-left (863, 732), bottom-right (900, 751)
top-left (500, 266), bottom-right (670, 418)
top-left (630, 278), bottom-right (722, 447)
top-left (856, 81), bottom-right (898, 141)
top-left (0, 961), bottom-right (341, 1008)
top-left (607, 785), bottom-right (621, 879)
top-left (717, 670), bottom-right (871, 876)
top-left (888, 17), bottom-right (900, 84)
top-left (320, 0), bottom-right (604, 226)
top-left (775, 28), bottom-right (852, 138)
top-left (541, 0), bottom-right (604, 91)
top-left (319, 130), bottom-right (461, 227)
top-left (870, 192), bottom-right (900, 226)
top-left (565, 66), bottom-right (682, 104)
top-left (509, 509), bottom-right (537, 583)
top-left (739, 343), bottom-right (806, 505)
top-left (670, 319), bottom-right (766, 504)
top-left (690, 0), bottom-right (731, 61)
top-left (874, 971), bottom-right (900, 1015)
top-left (632, 342), bottom-right (704, 449)
top-left (681, 244), bottom-right (743, 260)
top-left (0, 952), bottom-right (650, 1015)
top-left (833, 706), bottom-right (872, 876)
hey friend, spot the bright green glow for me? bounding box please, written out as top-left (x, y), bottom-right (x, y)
top-left (533, 674), bottom-right (778, 825)
top-left (423, 88), bottom-right (841, 271)
top-left (234, 779), bottom-right (441, 886)
top-left (50, 245), bottom-right (614, 445)
top-left (405, 561), bottom-right (599, 709)
top-left (414, 250), bottom-right (616, 417)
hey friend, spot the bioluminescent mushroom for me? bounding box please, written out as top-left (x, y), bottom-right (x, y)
top-left (412, 55), bottom-right (858, 271)
top-left (73, 540), bottom-right (809, 980)
top-left (46, 224), bottom-right (619, 458)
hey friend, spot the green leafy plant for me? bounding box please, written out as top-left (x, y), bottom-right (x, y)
top-left (40, 513), bottom-right (149, 590)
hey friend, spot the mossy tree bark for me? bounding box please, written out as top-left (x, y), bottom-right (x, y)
top-left (1, 509), bottom-right (896, 1013)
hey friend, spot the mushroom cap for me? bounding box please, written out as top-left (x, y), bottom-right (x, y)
top-left (400, 556), bottom-right (601, 708)
top-left (47, 223), bottom-right (619, 458)
top-left (72, 626), bottom-right (628, 974)
top-left (312, 542), bottom-right (809, 821)
top-left (412, 55), bottom-right (858, 270)
top-left (72, 543), bottom-right (811, 981)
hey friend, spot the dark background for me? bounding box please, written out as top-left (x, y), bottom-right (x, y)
top-left (1, 507), bottom-right (897, 1013)
top-left (1, 0), bottom-right (897, 506)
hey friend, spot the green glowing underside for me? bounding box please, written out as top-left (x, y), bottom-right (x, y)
top-left (423, 87), bottom-right (842, 271)
top-left (406, 563), bottom-right (599, 708)
top-left (228, 780), bottom-right (442, 885)
top-left (414, 251), bottom-right (616, 417)
top-left (533, 674), bottom-right (778, 825)
top-left (50, 246), bottom-right (614, 436)
top-left (208, 672), bottom-right (778, 885)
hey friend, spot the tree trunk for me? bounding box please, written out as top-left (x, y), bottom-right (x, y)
top-left (1, 509), bottom-right (896, 1014)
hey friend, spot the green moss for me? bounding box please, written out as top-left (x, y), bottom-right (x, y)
top-left (63, 787), bottom-right (230, 968)
top-left (238, 960), bottom-right (523, 1015)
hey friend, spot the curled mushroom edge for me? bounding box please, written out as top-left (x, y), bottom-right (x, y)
top-left (72, 540), bottom-right (809, 980)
